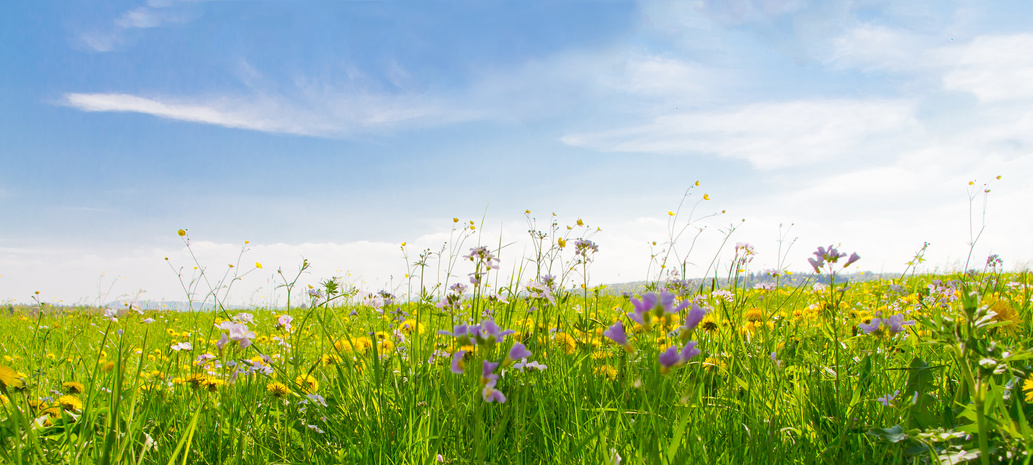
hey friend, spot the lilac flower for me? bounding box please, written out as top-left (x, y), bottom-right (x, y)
top-left (472, 319), bottom-right (515, 345)
top-left (171, 342), bottom-right (193, 352)
top-left (682, 304), bottom-right (708, 333)
top-left (658, 346), bottom-right (682, 373)
top-left (482, 380), bottom-right (507, 403)
top-left (232, 313), bottom-right (254, 324)
top-left (603, 321), bottom-right (635, 353)
top-left (438, 324), bottom-right (474, 346)
top-left (858, 318), bottom-right (883, 334)
top-left (480, 360), bottom-right (500, 386)
top-left (877, 390), bottom-right (900, 407)
top-left (886, 314), bottom-right (915, 334)
top-left (506, 343), bottom-right (532, 364)
top-left (216, 321), bottom-right (255, 350)
top-left (574, 239), bottom-right (599, 259)
top-left (103, 308), bottom-right (118, 322)
top-left (844, 252), bottom-right (861, 267)
top-left (450, 350), bottom-right (467, 374)
top-left (276, 315), bottom-right (293, 333)
top-left (659, 341), bottom-right (702, 374)
top-left (513, 359), bottom-right (547, 372)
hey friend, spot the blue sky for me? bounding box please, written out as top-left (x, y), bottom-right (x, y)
top-left (2, 0), bottom-right (1031, 306)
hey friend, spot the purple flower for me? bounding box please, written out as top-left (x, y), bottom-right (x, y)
top-left (858, 318), bottom-right (882, 334)
top-left (482, 380), bottom-right (507, 403)
top-left (450, 350), bottom-right (467, 374)
top-left (480, 360), bottom-right (500, 385)
top-left (886, 314), bottom-right (914, 334)
top-left (877, 390), bottom-right (900, 407)
top-left (217, 321), bottom-right (255, 350)
top-left (844, 252), bottom-right (861, 267)
top-left (658, 346), bottom-right (681, 373)
top-left (506, 343), bottom-right (532, 363)
top-left (603, 321), bottom-right (634, 353)
top-left (276, 315), bottom-right (293, 332)
top-left (683, 304), bottom-right (707, 332)
top-left (474, 320), bottom-right (515, 345)
top-left (659, 341), bottom-right (701, 374)
top-left (438, 324), bottom-right (474, 346)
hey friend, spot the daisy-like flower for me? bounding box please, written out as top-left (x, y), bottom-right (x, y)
top-left (61, 381), bottom-right (85, 394)
top-left (267, 382), bottom-right (290, 398)
top-left (57, 395), bottom-right (83, 411)
top-left (1023, 378), bottom-right (1033, 403)
top-left (295, 374), bottom-right (319, 393)
top-left (0, 364), bottom-right (25, 390)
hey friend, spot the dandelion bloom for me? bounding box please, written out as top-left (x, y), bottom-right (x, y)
top-left (0, 365), bottom-right (25, 390)
top-left (267, 382), bottom-right (290, 398)
top-left (57, 395), bottom-right (83, 411)
top-left (1023, 378), bottom-right (1033, 403)
top-left (61, 381), bottom-right (85, 394)
top-left (295, 374), bottom-right (319, 393)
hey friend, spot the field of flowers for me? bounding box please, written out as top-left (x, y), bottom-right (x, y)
top-left (1, 206), bottom-right (1031, 464)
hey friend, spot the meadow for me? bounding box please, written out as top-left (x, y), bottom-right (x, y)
top-left (1, 190), bottom-right (1031, 465)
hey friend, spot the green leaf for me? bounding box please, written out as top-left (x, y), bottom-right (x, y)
top-left (865, 425), bottom-right (908, 443)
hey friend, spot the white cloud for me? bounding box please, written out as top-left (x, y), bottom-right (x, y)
top-left (62, 91), bottom-right (474, 136)
top-left (560, 99), bottom-right (919, 169)
top-left (938, 34), bottom-right (1033, 102)
top-left (77, 1), bottom-right (204, 52)
top-left (824, 23), bottom-right (928, 72)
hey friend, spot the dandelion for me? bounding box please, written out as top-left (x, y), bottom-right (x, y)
top-left (267, 382), bottom-right (290, 398)
top-left (61, 381), bottom-right (85, 394)
top-left (295, 374), bottom-right (319, 393)
top-left (57, 395), bottom-right (83, 411)
top-left (0, 365), bottom-right (26, 390)
top-left (1023, 378), bottom-right (1033, 403)
top-left (201, 377), bottom-right (226, 392)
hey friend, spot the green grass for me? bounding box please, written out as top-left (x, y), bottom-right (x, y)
top-left (1, 204), bottom-right (1031, 464)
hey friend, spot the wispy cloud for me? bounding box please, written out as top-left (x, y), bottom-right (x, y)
top-left (62, 91), bottom-right (477, 137)
top-left (560, 99), bottom-right (918, 169)
top-left (77, 1), bottom-right (205, 52)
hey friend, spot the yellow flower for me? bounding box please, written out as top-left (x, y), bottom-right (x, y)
top-left (61, 381), bottom-right (85, 394)
top-left (255, 262), bottom-right (263, 269)
top-left (576, 218), bottom-right (584, 226)
top-left (267, 382), bottom-right (290, 398)
top-left (57, 395), bottom-right (83, 411)
top-left (554, 333), bottom-right (576, 354)
top-left (594, 365), bottom-right (617, 380)
top-left (0, 394), bottom-right (8, 405)
top-left (744, 308), bottom-right (764, 322)
top-left (295, 374), bottom-right (319, 393)
top-left (1024, 378), bottom-right (1033, 403)
top-left (0, 365), bottom-right (25, 390)
top-left (177, 229), bottom-right (187, 237)
top-left (557, 238), bottom-right (567, 248)
top-left (201, 377), bottom-right (225, 392)
top-left (703, 194), bottom-right (710, 201)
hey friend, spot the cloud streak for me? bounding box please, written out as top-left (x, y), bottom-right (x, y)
top-left (560, 99), bottom-right (919, 169)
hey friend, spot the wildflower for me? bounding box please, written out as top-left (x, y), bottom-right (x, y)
top-left (593, 365), bottom-right (617, 380)
top-left (480, 361), bottom-right (506, 403)
top-left (480, 361), bottom-right (500, 386)
top-left (61, 381), bottom-right (85, 394)
top-left (57, 395), bottom-right (83, 411)
top-left (682, 304), bottom-right (707, 333)
top-left (506, 343), bottom-right (533, 366)
top-left (295, 374), bottom-right (319, 393)
top-left (216, 321), bottom-right (255, 351)
top-left (0, 365), bottom-right (25, 390)
top-left (267, 382), bottom-right (290, 398)
top-left (512, 359), bottom-right (547, 372)
top-left (658, 341), bottom-right (701, 374)
top-left (177, 229), bottom-right (186, 237)
top-left (602, 321), bottom-right (635, 353)
top-left (201, 377), bottom-right (225, 392)
top-left (171, 342), bottom-right (193, 352)
top-left (876, 390), bottom-right (900, 407)
top-left (1022, 378), bottom-right (1033, 403)
top-left (450, 350), bottom-right (467, 374)
top-left (276, 315), bottom-right (293, 333)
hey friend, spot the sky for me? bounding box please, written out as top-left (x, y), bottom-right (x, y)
top-left (1, 0), bottom-right (1031, 307)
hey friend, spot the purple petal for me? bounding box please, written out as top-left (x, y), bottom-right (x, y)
top-left (658, 346), bottom-right (680, 368)
top-left (450, 350), bottom-right (467, 374)
top-left (508, 343), bottom-right (532, 361)
top-left (602, 321), bottom-right (629, 346)
top-left (683, 304), bottom-right (707, 332)
top-left (679, 341), bottom-right (701, 362)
